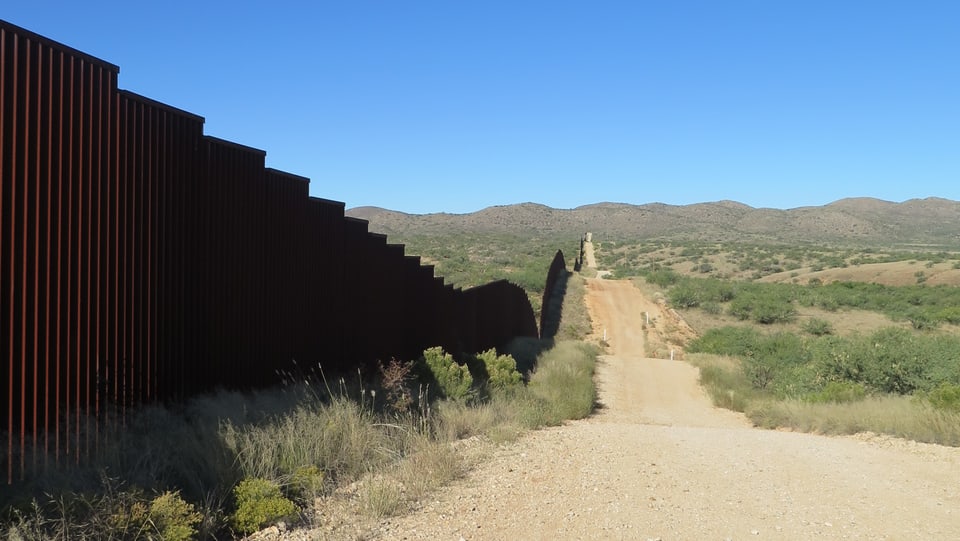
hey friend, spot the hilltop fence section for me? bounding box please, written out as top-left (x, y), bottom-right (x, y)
top-left (0, 20), bottom-right (541, 484)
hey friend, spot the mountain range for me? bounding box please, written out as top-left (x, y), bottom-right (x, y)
top-left (346, 197), bottom-right (960, 247)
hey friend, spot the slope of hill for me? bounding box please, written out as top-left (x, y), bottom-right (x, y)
top-left (346, 197), bottom-right (960, 247)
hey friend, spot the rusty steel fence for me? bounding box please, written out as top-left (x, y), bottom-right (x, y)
top-left (1, 20), bottom-right (540, 484)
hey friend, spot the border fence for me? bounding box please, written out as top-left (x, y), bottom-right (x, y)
top-left (1, 20), bottom-right (543, 484)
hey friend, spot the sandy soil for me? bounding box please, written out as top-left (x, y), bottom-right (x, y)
top-left (366, 278), bottom-right (960, 540)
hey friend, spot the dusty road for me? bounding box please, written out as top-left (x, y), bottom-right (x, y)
top-left (372, 279), bottom-right (960, 540)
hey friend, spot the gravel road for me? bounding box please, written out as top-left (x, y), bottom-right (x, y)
top-left (370, 278), bottom-right (960, 540)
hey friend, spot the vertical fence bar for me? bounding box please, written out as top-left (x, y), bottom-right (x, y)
top-left (1, 25), bottom-right (9, 484)
top-left (12, 30), bottom-right (24, 481)
top-left (2, 26), bottom-right (16, 483)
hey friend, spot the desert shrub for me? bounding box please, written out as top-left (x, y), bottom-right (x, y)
top-left (688, 326), bottom-right (761, 358)
top-left (666, 277), bottom-right (738, 308)
top-left (474, 349), bottom-right (523, 390)
top-left (701, 301), bottom-right (723, 315)
top-left (377, 358), bottom-right (415, 413)
top-left (851, 328), bottom-right (924, 394)
top-left (729, 292), bottom-right (796, 324)
top-left (924, 383), bottom-right (960, 412)
top-left (420, 347), bottom-right (473, 400)
top-left (796, 281), bottom-right (960, 328)
top-left (668, 281), bottom-right (703, 308)
top-left (643, 268), bottom-right (680, 287)
top-left (287, 465), bottom-right (326, 503)
top-left (802, 318), bottom-right (833, 336)
top-left (230, 478), bottom-right (297, 535)
top-left (907, 310), bottom-right (936, 330)
top-left (751, 299), bottom-right (797, 324)
top-left (742, 333), bottom-right (809, 392)
top-left (810, 327), bottom-right (960, 395)
top-left (690, 328), bottom-right (812, 394)
top-left (936, 306), bottom-right (960, 325)
top-left (149, 491), bottom-right (202, 541)
top-left (806, 381), bottom-right (867, 403)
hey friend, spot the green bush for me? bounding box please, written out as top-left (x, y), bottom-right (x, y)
top-left (751, 300), bottom-right (797, 324)
top-left (688, 326), bottom-right (762, 358)
top-left (925, 383), bottom-right (960, 412)
top-left (807, 381), bottom-right (867, 403)
top-left (474, 349), bottom-right (523, 390)
top-left (729, 293), bottom-right (796, 324)
top-left (936, 306), bottom-right (960, 325)
top-left (643, 268), bottom-right (680, 287)
top-left (230, 478), bottom-right (297, 535)
top-left (421, 347), bottom-right (473, 400)
top-left (288, 465), bottom-right (326, 503)
top-left (148, 491), bottom-right (202, 541)
top-left (668, 281), bottom-right (703, 308)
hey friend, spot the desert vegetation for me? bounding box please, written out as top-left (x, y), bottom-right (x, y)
top-left (597, 239), bottom-right (960, 446)
top-left (389, 232), bottom-right (583, 314)
top-left (2, 257), bottom-right (595, 540)
top-left (599, 239), bottom-right (960, 285)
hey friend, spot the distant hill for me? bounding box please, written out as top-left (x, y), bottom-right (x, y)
top-left (346, 197), bottom-right (960, 248)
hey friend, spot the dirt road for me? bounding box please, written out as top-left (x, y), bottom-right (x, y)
top-left (373, 278), bottom-right (960, 540)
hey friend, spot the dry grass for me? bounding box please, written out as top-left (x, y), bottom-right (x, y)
top-left (749, 396), bottom-right (960, 446)
top-left (358, 477), bottom-right (404, 519)
top-left (394, 440), bottom-right (463, 501)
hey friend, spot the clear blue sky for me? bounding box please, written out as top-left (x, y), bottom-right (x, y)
top-left (6, 2), bottom-right (958, 214)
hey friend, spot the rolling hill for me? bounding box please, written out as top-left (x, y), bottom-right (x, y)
top-left (346, 197), bottom-right (960, 247)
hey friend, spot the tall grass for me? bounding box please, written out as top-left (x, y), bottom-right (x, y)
top-left (525, 341), bottom-right (598, 425)
top-left (221, 395), bottom-right (395, 487)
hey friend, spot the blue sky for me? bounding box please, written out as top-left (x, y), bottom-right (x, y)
top-left (6, 2), bottom-right (958, 214)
